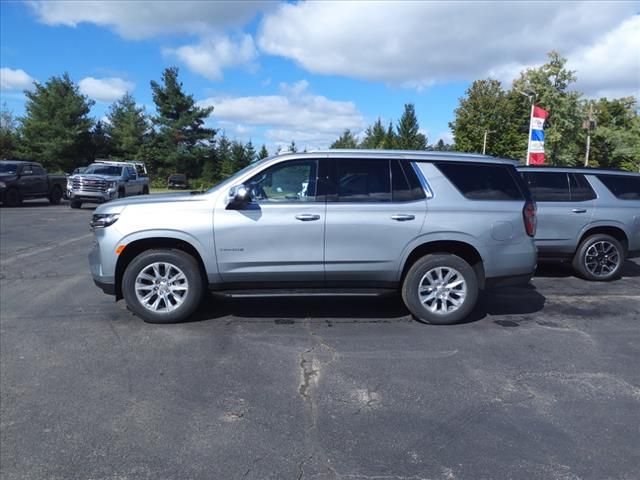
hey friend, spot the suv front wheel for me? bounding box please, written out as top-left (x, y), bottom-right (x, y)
top-left (402, 254), bottom-right (479, 325)
top-left (572, 234), bottom-right (624, 281)
top-left (122, 249), bottom-right (205, 323)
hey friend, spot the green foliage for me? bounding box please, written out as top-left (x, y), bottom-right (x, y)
top-left (0, 103), bottom-right (18, 160)
top-left (149, 67), bottom-right (215, 179)
top-left (18, 73), bottom-right (94, 172)
top-left (258, 144), bottom-right (269, 160)
top-left (360, 118), bottom-right (386, 149)
top-left (396, 103), bottom-right (427, 150)
top-left (330, 129), bottom-right (358, 148)
top-left (288, 140), bottom-right (297, 153)
top-left (90, 120), bottom-right (110, 160)
top-left (106, 93), bottom-right (148, 160)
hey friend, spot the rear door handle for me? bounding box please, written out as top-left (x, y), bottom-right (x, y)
top-left (391, 214), bottom-right (415, 221)
top-left (571, 208), bottom-right (587, 213)
top-left (295, 214), bottom-right (321, 221)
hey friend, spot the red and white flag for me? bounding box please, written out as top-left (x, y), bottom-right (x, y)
top-left (528, 105), bottom-right (549, 165)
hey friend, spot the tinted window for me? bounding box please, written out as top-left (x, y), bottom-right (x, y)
top-left (337, 159), bottom-right (390, 202)
top-left (245, 160), bottom-right (318, 202)
top-left (521, 172), bottom-right (571, 202)
top-left (596, 174), bottom-right (640, 200)
top-left (31, 165), bottom-right (45, 175)
top-left (437, 163), bottom-right (523, 200)
top-left (84, 165), bottom-right (123, 176)
top-left (0, 163), bottom-right (18, 174)
top-left (391, 160), bottom-right (426, 202)
top-left (569, 173), bottom-right (596, 201)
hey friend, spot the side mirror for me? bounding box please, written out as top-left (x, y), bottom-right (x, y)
top-left (226, 184), bottom-right (252, 209)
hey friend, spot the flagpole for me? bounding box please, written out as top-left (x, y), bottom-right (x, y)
top-left (518, 90), bottom-right (536, 165)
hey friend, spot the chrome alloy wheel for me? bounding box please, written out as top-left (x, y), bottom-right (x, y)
top-left (135, 262), bottom-right (189, 313)
top-left (585, 241), bottom-right (620, 278)
top-left (418, 267), bottom-right (467, 315)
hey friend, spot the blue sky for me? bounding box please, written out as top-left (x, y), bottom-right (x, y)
top-left (1, 1), bottom-right (638, 153)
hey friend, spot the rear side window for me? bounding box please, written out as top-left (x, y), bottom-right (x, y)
top-left (569, 173), bottom-right (597, 201)
top-left (596, 174), bottom-right (640, 200)
top-left (522, 172), bottom-right (571, 202)
top-left (32, 165), bottom-right (45, 175)
top-left (391, 160), bottom-right (425, 202)
top-left (336, 159), bottom-right (391, 202)
top-left (436, 162), bottom-right (523, 200)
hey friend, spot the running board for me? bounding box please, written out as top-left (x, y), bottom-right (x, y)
top-left (211, 288), bottom-right (396, 298)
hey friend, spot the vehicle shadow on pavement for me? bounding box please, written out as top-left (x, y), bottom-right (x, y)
top-left (188, 284), bottom-right (546, 325)
top-left (534, 260), bottom-right (640, 278)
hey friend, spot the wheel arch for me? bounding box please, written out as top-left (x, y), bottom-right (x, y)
top-left (400, 238), bottom-right (486, 289)
top-left (114, 237), bottom-right (208, 300)
top-left (577, 225), bottom-right (629, 254)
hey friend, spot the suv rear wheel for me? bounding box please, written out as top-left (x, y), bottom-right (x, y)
top-left (122, 249), bottom-right (204, 323)
top-left (572, 234), bottom-right (624, 281)
top-left (402, 254), bottom-right (478, 325)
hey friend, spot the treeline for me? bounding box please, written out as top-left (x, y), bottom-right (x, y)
top-left (0, 67), bottom-right (269, 186)
top-left (330, 52), bottom-right (639, 171)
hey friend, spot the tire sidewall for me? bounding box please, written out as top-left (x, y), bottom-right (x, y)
top-left (402, 254), bottom-right (479, 325)
top-left (573, 234), bottom-right (624, 281)
top-left (122, 249), bottom-right (204, 324)
top-left (49, 186), bottom-right (63, 204)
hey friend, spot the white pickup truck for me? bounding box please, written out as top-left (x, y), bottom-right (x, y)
top-left (67, 160), bottom-right (149, 209)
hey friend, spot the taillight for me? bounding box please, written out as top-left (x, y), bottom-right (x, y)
top-left (523, 200), bottom-right (537, 237)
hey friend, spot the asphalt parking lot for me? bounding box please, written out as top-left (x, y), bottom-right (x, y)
top-left (1, 200), bottom-right (639, 480)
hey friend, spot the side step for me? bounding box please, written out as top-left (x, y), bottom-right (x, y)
top-left (211, 288), bottom-right (397, 299)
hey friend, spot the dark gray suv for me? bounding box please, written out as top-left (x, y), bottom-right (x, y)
top-left (519, 167), bottom-right (640, 280)
top-left (89, 151), bottom-right (537, 325)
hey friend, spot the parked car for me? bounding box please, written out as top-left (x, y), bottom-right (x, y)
top-left (89, 150), bottom-right (537, 325)
top-left (67, 160), bottom-right (149, 209)
top-left (0, 160), bottom-right (67, 207)
top-left (167, 173), bottom-right (188, 189)
top-left (518, 167), bottom-right (640, 280)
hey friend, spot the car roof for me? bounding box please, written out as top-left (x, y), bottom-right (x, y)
top-left (518, 166), bottom-right (639, 176)
top-left (273, 149), bottom-right (519, 166)
top-left (0, 160), bottom-right (36, 165)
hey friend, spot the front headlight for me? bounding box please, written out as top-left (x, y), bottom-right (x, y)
top-left (0, 181), bottom-right (6, 189)
top-left (107, 181), bottom-right (118, 190)
top-left (90, 213), bottom-right (120, 229)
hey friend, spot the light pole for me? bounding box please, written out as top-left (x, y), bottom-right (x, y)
top-left (517, 89), bottom-right (536, 165)
top-left (583, 102), bottom-right (597, 167)
top-left (482, 129), bottom-right (496, 155)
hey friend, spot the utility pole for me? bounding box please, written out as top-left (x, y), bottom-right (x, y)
top-left (583, 102), bottom-right (596, 167)
top-left (482, 130), bottom-right (496, 155)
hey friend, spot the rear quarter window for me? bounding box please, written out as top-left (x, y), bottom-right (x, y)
top-left (435, 162), bottom-right (524, 200)
top-left (596, 174), bottom-right (640, 200)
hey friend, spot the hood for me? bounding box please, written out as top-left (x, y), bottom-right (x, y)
top-left (95, 191), bottom-right (211, 213)
top-left (75, 173), bottom-right (120, 181)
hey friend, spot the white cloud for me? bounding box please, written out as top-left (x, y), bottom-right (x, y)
top-left (27, 0), bottom-right (269, 40)
top-left (258, 2), bottom-right (638, 97)
top-left (164, 34), bottom-right (257, 81)
top-left (198, 80), bottom-right (365, 149)
top-left (0, 67), bottom-right (35, 91)
top-left (78, 77), bottom-right (134, 102)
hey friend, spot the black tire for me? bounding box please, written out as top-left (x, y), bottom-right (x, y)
top-left (142, 186), bottom-right (149, 195)
top-left (3, 188), bottom-right (22, 207)
top-left (402, 254), bottom-right (479, 325)
top-left (118, 189), bottom-right (125, 198)
top-left (572, 234), bottom-right (625, 281)
top-left (70, 200), bottom-right (82, 209)
top-left (49, 186), bottom-right (63, 205)
top-left (122, 249), bottom-right (205, 324)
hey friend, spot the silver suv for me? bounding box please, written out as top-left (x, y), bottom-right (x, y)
top-left (519, 167), bottom-right (640, 280)
top-left (89, 151), bottom-right (537, 325)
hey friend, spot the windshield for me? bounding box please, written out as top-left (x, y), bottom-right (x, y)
top-left (83, 164), bottom-right (123, 176)
top-left (170, 174), bottom-right (186, 181)
top-left (0, 163), bottom-right (19, 175)
top-left (206, 157), bottom-right (272, 193)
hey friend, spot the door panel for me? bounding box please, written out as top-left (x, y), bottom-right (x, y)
top-left (213, 159), bottom-right (325, 284)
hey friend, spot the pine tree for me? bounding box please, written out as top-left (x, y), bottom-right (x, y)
top-left (0, 103), bottom-right (18, 160)
top-left (396, 103), bottom-right (427, 150)
top-left (231, 140), bottom-right (249, 171)
top-left (91, 120), bottom-right (110, 160)
top-left (18, 73), bottom-right (94, 172)
top-left (244, 140), bottom-right (256, 165)
top-left (150, 67), bottom-right (215, 178)
top-left (288, 140), bottom-right (297, 153)
top-left (382, 121), bottom-right (397, 149)
top-left (360, 118), bottom-right (386, 149)
top-left (216, 134), bottom-right (235, 180)
top-left (106, 93), bottom-right (148, 160)
top-left (330, 129), bottom-right (358, 148)
top-left (257, 144), bottom-right (269, 160)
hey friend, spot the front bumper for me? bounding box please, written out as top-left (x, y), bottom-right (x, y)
top-left (68, 189), bottom-right (117, 203)
top-left (89, 236), bottom-right (117, 296)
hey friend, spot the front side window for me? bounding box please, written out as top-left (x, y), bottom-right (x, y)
top-left (521, 172), bottom-right (571, 202)
top-left (336, 159), bottom-right (390, 202)
top-left (31, 165), bottom-right (45, 175)
top-left (245, 160), bottom-right (318, 202)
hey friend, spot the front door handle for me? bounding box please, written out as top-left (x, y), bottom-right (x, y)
top-left (391, 214), bottom-right (415, 221)
top-left (571, 208), bottom-right (587, 214)
top-left (295, 214), bottom-right (321, 221)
